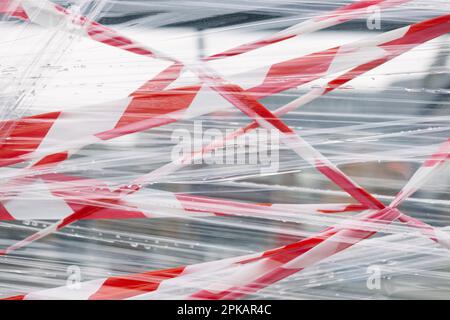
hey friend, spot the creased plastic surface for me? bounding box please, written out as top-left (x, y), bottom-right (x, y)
top-left (0, 0), bottom-right (449, 300)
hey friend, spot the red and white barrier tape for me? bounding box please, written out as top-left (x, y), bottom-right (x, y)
top-left (186, 140), bottom-right (450, 299)
top-left (2, 4), bottom-right (442, 172)
top-left (1, 0), bottom-right (410, 62)
top-left (5, 138), bottom-right (447, 300)
top-left (0, 172), bottom-right (366, 222)
top-left (1, 1), bottom-right (448, 299)
top-left (205, 0), bottom-right (410, 60)
top-left (2, 15), bottom-right (449, 254)
top-left (0, 0), bottom-right (176, 61)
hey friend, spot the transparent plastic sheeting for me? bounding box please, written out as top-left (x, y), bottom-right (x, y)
top-left (0, 0), bottom-right (449, 300)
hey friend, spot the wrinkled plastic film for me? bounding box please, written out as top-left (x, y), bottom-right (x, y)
top-left (0, 0), bottom-right (449, 299)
